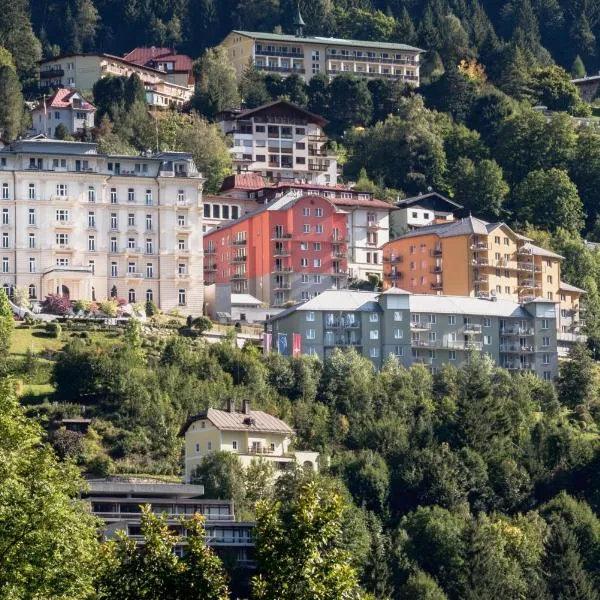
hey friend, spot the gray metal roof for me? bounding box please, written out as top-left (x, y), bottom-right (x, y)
top-left (231, 30), bottom-right (423, 52)
top-left (394, 216), bottom-right (491, 240)
top-left (559, 281), bottom-right (587, 293)
top-left (181, 408), bottom-right (294, 436)
top-left (278, 290), bottom-right (381, 312)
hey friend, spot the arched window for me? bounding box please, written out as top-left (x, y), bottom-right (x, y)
top-left (2, 283), bottom-right (9, 295)
top-left (146, 289), bottom-right (153, 302)
top-left (28, 284), bottom-right (36, 299)
top-left (128, 288), bottom-right (136, 303)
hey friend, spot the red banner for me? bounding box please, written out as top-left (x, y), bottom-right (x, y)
top-left (292, 333), bottom-right (301, 358)
top-left (263, 333), bottom-right (272, 355)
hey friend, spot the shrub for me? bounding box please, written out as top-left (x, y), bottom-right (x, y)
top-left (46, 322), bottom-right (62, 339)
top-left (24, 315), bottom-right (35, 326)
top-left (72, 299), bottom-right (91, 313)
top-left (192, 316), bottom-right (213, 333)
top-left (41, 294), bottom-right (71, 316)
top-left (100, 299), bottom-right (118, 317)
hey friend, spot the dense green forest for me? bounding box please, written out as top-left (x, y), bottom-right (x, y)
top-left (13, 320), bottom-right (600, 599)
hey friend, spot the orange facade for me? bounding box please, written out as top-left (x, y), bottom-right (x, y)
top-left (204, 195), bottom-right (348, 304)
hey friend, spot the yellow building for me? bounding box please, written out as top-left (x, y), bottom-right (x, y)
top-left (180, 400), bottom-right (319, 483)
top-left (220, 30), bottom-right (422, 84)
top-left (382, 216), bottom-right (586, 356)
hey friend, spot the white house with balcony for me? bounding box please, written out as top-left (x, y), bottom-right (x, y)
top-left (30, 89), bottom-right (95, 138)
top-left (180, 400), bottom-right (320, 482)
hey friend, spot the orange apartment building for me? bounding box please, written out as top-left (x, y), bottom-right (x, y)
top-left (204, 193), bottom-right (348, 306)
top-left (382, 216), bottom-right (586, 356)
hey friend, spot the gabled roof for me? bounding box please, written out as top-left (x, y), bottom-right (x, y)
top-left (220, 173), bottom-right (266, 192)
top-left (393, 215), bottom-right (491, 240)
top-left (560, 281), bottom-right (587, 294)
top-left (123, 47), bottom-right (193, 72)
top-left (218, 99), bottom-right (328, 127)
top-left (270, 290), bottom-right (381, 316)
top-left (36, 89), bottom-right (95, 111)
top-left (520, 242), bottom-right (564, 259)
top-left (229, 30), bottom-right (424, 53)
top-left (180, 408), bottom-right (293, 436)
top-left (397, 192), bottom-right (463, 210)
top-left (231, 293), bottom-right (262, 306)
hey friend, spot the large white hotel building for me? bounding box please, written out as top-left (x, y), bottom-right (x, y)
top-left (0, 139), bottom-right (204, 314)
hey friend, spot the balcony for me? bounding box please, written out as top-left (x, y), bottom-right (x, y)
top-left (430, 248), bottom-right (443, 257)
top-left (205, 247), bottom-right (216, 255)
top-left (410, 322), bottom-right (432, 331)
top-left (40, 68), bottom-right (64, 79)
top-left (308, 134), bottom-right (328, 143)
top-left (205, 264), bottom-right (217, 271)
top-left (55, 220), bottom-right (74, 228)
top-left (325, 318), bottom-right (359, 329)
top-left (517, 245), bottom-right (534, 255)
top-left (471, 258), bottom-right (489, 266)
top-left (271, 231), bottom-right (292, 240)
top-left (308, 149), bottom-right (329, 158)
top-left (177, 272), bottom-right (190, 279)
top-left (500, 326), bottom-right (534, 336)
top-left (232, 255), bottom-right (247, 263)
top-left (126, 272), bottom-right (144, 280)
top-left (231, 239), bottom-right (247, 246)
top-left (518, 279), bottom-right (541, 289)
top-left (474, 275), bottom-right (489, 283)
top-left (259, 64), bottom-right (305, 74)
top-left (367, 221), bottom-right (379, 229)
top-left (431, 281), bottom-right (443, 290)
top-left (273, 282), bottom-right (291, 290)
top-left (332, 250), bottom-right (347, 259)
top-left (470, 242), bottom-right (488, 251)
top-left (124, 246), bottom-right (143, 255)
top-left (413, 357), bottom-right (434, 365)
top-left (445, 340), bottom-right (483, 351)
top-left (308, 163), bottom-right (329, 172)
top-left (324, 337), bottom-right (361, 347)
top-left (383, 255), bottom-right (403, 263)
top-left (430, 265), bottom-right (443, 274)
top-left (517, 262), bottom-right (542, 272)
top-left (463, 323), bottom-right (482, 334)
top-left (231, 273), bottom-right (248, 281)
top-left (385, 270), bottom-right (403, 280)
top-left (273, 265), bottom-right (293, 274)
top-left (273, 248), bottom-right (291, 257)
top-left (504, 363), bottom-right (533, 371)
top-left (332, 235), bottom-right (345, 242)
top-left (255, 48), bottom-right (305, 59)
top-left (500, 344), bottom-right (535, 353)
top-left (331, 270), bottom-right (349, 277)
top-left (411, 339), bottom-right (441, 348)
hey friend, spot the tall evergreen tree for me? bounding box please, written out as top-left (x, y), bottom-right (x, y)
top-left (0, 64), bottom-right (23, 141)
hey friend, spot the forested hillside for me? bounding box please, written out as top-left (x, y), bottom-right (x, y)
top-left (13, 0), bottom-right (600, 79)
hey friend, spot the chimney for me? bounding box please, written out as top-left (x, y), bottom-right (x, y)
top-left (243, 399), bottom-right (250, 415)
top-left (227, 399), bottom-right (235, 413)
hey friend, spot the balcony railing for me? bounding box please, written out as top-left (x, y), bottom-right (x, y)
top-left (273, 266), bottom-right (293, 273)
top-left (500, 326), bottom-right (534, 336)
top-left (410, 321), bottom-right (432, 331)
top-left (470, 242), bottom-right (488, 250)
top-left (255, 48), bottom-right (304, 58)
top-left (325, 319), bottom-right (359, 329)
top-left (430, 248), bottom-right (443, 257)
top-left (205, 264), bottom-right (217, 271)
top-left (331, 270), bottom-right (349, 277)
top-left (272, 231), bottom-right (292, 240)
top-left (500, 344), bottom-right (535, 353)
top-left (231, 239), bottom-right (247, 246)
top-left (430, 265), bottom-right (443, 274)
top-left (232, 256), bottom-right (247, 263)
top-left (463, 324), bottom-right (483, 334)
top-left (273, 248), bottom-right (291, 257)
top-left (411, 339), bottom-right (441, 348)
top-left (517, 262), bottom-right (542, 272)
top-left (231, 273), bottom-right (248, 280)
top-left (40, 68), bottom-right (64, 78)
top-left (258, 64), bottom-right (305, 74)
top-left (471, 258), bottom-right (489, 266)
top-left (445, 340), bottom-right (483, 350)
top-left (383, 255), bottom-right (403, 263)
top-left (431, 281), bottom-right (443, 290)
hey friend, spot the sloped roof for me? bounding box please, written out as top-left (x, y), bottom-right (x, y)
top-left (520, 242), bottom-right (564, 259)
top-left (330, 196), bottom-right (394, 210)
top-left (38, 89), bottom-right (95, 111)
top-left (220, 173), bottom-right (266, 191)
top-left (272, 290), bottom-right (381, 314)
top-left (123, 47), bottom-right (193, 72)
top-left (560, 281), bottom-right (587, 294)
top-left (394, 215), bottom-right (492, 239)
top-left (230, 30), bottom-right (423, 53)
top-left (180, 408), bottom-right (293, 436)
top-left (231, 293), bottom-right (262, 306)
top-left (225, 99), bottom-right (328, 127)
top-left (397, 192), bottom-right (463, 210)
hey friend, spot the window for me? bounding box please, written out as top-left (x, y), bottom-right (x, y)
top-left (315, 208), bottom-right (323, 217)
top-left (301, 274), bottom-right (309, 283)
top-left (306, 311), bottom-right (315, 322)
top-left (28, 284), bottom-right (36, 299)
top-left (128, 289), bottom-right (136, 303)
top-left (178, 289), bottom-right (186, 306)
top-left (146, 289), bottom-right (153, 302)
top-left (178, 263), bottom-right (186, 275)
top-left (428, 314), bottom-right (436, 324)
top-left (28, 233), bottom-right (35, 249)
top-left (87, 186), bottom-right (96, 203)
top-left (303, 224), bottom-right (310, 233)
top-left (88, 236), bottom-right (95, 252)
top-left (128, 188), bottom-right (135, 202)
top-left (300, 242), bottom-right (308, 251)
top-left (56, 184), bottom-right (67, 197)
top-left (313, 258), bottom-right (321, 267)
top-left (542, 319), bottom-right (549, 330)
top-left (483, 317), bottom-right (491, 327)
top-left (212, 205), bottom-right (220, 218)
top-left (315, 224), bottom-right (323, 234)
top-left (145, 239), bottom-right (153, 254)
top-left (394, 328), bottom-right (403, 339)
top-left (394, 346), bottom-right (404, 357)
top-left (128, 213), bottom-right (135, 227)
top-left (88, 211), bottom-right (95, 228)
top-left (542, 336), bottom-right (550, 347)
top-left (1, 209), bottom-right (7, 225)
top-left (370, 313), bottom-right (379, 322)
top-left (110, 238), bottom-right (117, 252)
top-left (543, 353), bottom-right (550, 365)
top-left (231, 206), bottom-right (239, 219)
top-left (1, 183), bottom-right (8, 200)
top-left (232, 441), bottom-right (238, 451)
top-left (204, 204), bottom-right (210, 218)
top-left (55, 233), bottom-right (68, 247)
top-left (27, 184), bottom-right (34, 199)
top-left (448, 315), bottom-right (456, 325)
top-left (303, 207), bottom-right (310, 216)
top-left (547, 292), bottom-right (553, 300)
top-left (28, 257), bottom-right (35, 273)
top-left (146, 263), bottom-right (153, 278)
top-left (449, 350), bottom-right (456, 361)
top-left (56, 209), bottom-right (69, 222)
top-left (177, 214), bottom-right (185, 227)
top-left (2, 233), bottom-right (9, 248)
top-left (177, 190), bottom-right (185, 203)
top-left (484, 335), bottom-right (492, 345)
top-left (111, 262), bottom-right (117, 277)
top-left (127, 262), bottom-right (136, 274)
top-left (313, 274), bottom-right (321, 283)
top-left (110, 188), bottom-right (117, 204)
top-left (370, 330), bottom-right (379, 340)
top-left (178, 239), bottom-right (186, 250)
top-left (1, 257), bottom-right (7, 273)
top-left (313, 242), bottom-right (321, 251)
top-left (369, 347), bottom-right (379, 358)
top-left (145, 190), bottom-right (152, 205)
top-left (543, 371), bottom-right (552, 381)
top-left (394, 311), bottom-right (403, 321)
top-left (300, 258), bottom-right (308, 267)
top-left (110, 213), bottom-right (118, 230)
top-left (306, 328), bottom-right (316, 340)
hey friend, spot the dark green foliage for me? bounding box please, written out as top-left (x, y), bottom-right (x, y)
top-left (0, 65), bottom-right (24, 141)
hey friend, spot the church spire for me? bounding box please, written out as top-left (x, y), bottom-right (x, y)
top-left (293, 3), bottom-right (306, 37)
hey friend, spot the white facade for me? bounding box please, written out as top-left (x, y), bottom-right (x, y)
top-left (346, 206), bottom-right (390, 281)
top-left (0, 139), bottom-right (204, 314)
top-left (30, 91), bottom-right (95, 138)
top-left (217, 101), bottom-right (338, 185)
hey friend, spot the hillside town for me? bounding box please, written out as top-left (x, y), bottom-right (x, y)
top-left (4, 1), bottom-right (600, 599)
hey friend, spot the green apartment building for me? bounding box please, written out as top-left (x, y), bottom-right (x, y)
top-left (269, 288), bottom-right (559, 380)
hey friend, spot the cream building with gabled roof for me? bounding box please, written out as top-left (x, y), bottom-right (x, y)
top-left (180, 400), bottom-right (319, 482)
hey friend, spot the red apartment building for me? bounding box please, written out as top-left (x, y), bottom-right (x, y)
top-left (204, 194), bottom-right (349, 306)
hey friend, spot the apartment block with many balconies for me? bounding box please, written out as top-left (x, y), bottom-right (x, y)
top-left (216, 100), bottom-right (338, 186)
top-left (203, 192), bottom-right (348, 306)
top-left (0, 138), bottom-right (204, 314)
top-left (220, 23), bottom-right (422, 84)
top-left (381, 215), bottom-right (586, 356)
top-left (269, 288), bottom-right (559, 380)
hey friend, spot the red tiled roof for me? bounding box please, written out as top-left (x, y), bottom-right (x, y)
top-left (330, 196), bottom-right (394, 210)
top-left (123, 47), bottom-right (193, 72)
top-left (220, 173), bottom-right (267, 191)
top-left (41, 89), bottom-right (95, 111)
